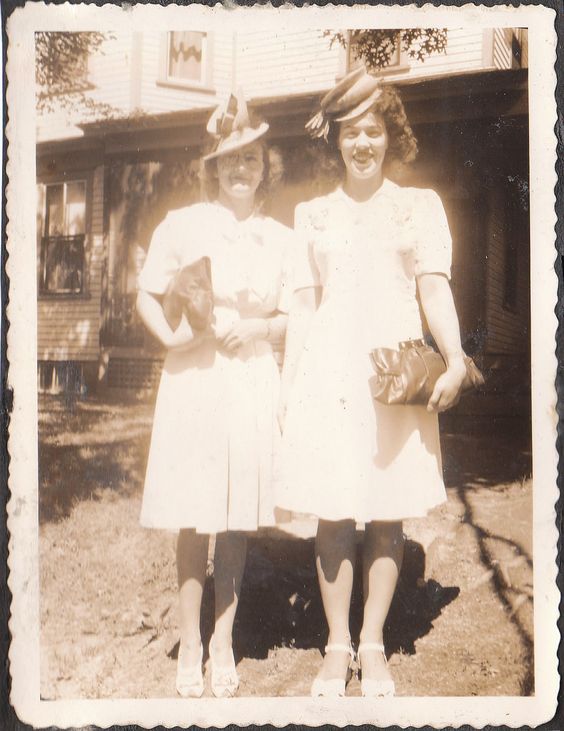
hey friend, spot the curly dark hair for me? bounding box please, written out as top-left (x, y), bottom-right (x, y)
top-left (200, 133), bottom-right (284, 206)
top-left (369, 84), bottom-right (418, 165)
top-left (317, 83), bottom-right (418, 186)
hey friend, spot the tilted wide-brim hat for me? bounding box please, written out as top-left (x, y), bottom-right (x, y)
top-left (306, 65), bottom-right (383, 140)
top-left (203, 90), bottom-right (269, 162)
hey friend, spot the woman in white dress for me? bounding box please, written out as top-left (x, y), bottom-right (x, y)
top-left (137, 92), bottom-right (293, 698)
top-left (277, 67), bottom-right (467, 697)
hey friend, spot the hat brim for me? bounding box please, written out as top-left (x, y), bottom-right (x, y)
top-left (334, 87), bottom-right (383, 124)
top-left (203, 122), bottom-right (269, 162)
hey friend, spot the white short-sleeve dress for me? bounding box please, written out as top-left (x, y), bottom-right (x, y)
top-left (139, 202), bottom-right (294, 534)
top-left (276, 179), bottom-right (453, 522)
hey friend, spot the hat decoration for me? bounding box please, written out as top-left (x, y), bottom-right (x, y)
top-left (203, 90), bottom-right (269, 161)
top-left (305, 66), bottom-right (383, 141)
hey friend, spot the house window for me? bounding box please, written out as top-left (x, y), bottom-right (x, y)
top-left (39, 180), bottom-right (86, 295)
top-left (160, 31), bottom-right (212, 89)
top-left (346, 31), bottom-right (408, 74)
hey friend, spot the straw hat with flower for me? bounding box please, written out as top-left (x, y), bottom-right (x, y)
top-left (203, 90), bottom-right (269, 162)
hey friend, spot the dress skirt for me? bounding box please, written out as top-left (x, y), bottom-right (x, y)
top-left (275, 182), bottom-right (452, 523)
top-left (276, 299), bottom-right (447, 523)
top-left (140, 335), bottom-right (283, 533)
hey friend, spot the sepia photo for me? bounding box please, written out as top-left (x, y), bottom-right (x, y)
top-left (5, 2), bottom-right (560, 727)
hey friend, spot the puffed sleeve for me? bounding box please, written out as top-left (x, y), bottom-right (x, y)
top-left (137, 214), bottom-right (179, 295)
top-left (413, 190), bottom-right (452, 279)
top-left (292, 202), bottom-right (322, 291)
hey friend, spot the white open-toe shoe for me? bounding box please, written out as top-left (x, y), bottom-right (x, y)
top-left (311, 643), bottom-right (356, 698)
top-left (357, 642), bottom-right (395, 698)
top-left (209, 635), bottom-right (239, 698)
top-left (176, 642), bottom-right (205, 698)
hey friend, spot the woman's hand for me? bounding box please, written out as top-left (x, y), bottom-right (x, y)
top-left (427, 360), bottom-right (467, 413)
top-left (220, 319), bottom-right (267, 353)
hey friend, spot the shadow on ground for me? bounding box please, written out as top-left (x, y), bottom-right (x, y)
top-left (441, 414), bottom-right (531, 488)
top-left (39, 397), bottom-right (533, 692)
top-left (38, 396), bottom-right (153, 523)
top-left (39, 437), bottom-right (151, 523)
top-left (167, 536), bottom-right (460, 665)
top-left (442, 415), bottom-right (534, 694)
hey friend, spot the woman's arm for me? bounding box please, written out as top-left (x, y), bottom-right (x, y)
top-left (218, 312), bottom-right (288, 352)
top-left (417, 273), bottom-right (467, 413)
top-left (277, 286), bottom-right (320, 430)
top-left (136, 290), bottom-right (203, 351)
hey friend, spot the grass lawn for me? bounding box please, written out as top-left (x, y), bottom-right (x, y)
top-left (39, 394), bottom-right (533, 699)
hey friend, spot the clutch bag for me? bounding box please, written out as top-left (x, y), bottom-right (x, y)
top-left (369, 339), bottom-right (485, 406)
top-left (162, 256), bottom-right (214, 332)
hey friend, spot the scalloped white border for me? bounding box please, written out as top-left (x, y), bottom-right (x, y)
top-left (6, 2), bottom-right (559, 727)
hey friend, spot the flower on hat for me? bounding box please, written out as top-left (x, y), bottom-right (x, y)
top-left (204, 90), bottom-right (269, 161)
top-left (306, 66), bottom-right (383, 141)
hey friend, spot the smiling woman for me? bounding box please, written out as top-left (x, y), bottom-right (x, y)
top-left (276, 66), bottom-right (467, 699)
top-left (201, 138), bottom-right (283, 210)
top-left (217, 145), bottom-right (265, 201)
top-left (135, 90), bottom-right (294, 699)
top-left (338, 113), bottom-right (388, 192)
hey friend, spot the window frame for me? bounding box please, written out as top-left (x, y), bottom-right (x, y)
top-left (37, 176), bottom-right (91, 299)
top-left (345, 31), bottom-right (411, 77)
top-left (157, 31), bottom-right (215, 93)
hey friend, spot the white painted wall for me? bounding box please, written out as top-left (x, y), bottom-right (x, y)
top-left (37, 28), bottom-right (526, 142)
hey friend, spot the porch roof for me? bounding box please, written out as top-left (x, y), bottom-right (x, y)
top-left (37, 67), bottom-right (528, 157)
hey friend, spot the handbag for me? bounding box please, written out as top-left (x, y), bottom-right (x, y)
top-left (369, 339), bottom-right (485, 406)
top-left (162, 256), bottom-right (214, 332)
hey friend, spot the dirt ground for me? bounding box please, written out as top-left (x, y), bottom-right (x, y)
top-left (38, 396), bottom-right (533, 699)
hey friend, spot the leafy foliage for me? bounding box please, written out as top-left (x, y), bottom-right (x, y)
top-left (328, 29), bottom-right (448, 69)
top-left (35, 31), bottom-right (116, 116)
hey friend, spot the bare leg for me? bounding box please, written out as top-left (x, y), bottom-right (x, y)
top-left (315, 519), bottom-right (356, 680)
top-left (177, 528), bottom-right (209, 667)
top-left (212, 531), bottom-right (248, 665)
top-left (360, 521), bottom-right (404, 681)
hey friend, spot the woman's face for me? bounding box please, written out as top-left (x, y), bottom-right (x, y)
top-left (338, 111), bottom-right (388, 181)
top-left (216, 142), bottom-right (265, 201)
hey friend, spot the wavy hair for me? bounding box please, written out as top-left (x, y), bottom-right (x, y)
top-left (317, 83), bottom-right (418, 186)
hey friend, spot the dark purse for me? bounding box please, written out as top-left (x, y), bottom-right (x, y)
top-left (162, 256), bottom-right (214, 332)
top-left (369, 339), bottom-right (485, 406)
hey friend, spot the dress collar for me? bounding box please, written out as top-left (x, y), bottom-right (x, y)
top-left (209, 201), bottom-right (267, 245)
top-left (210, 199), bottom-right (265, 225)
top-left (334, 177), bottom-right (397, 206)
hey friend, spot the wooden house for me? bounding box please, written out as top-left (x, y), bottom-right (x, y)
top-left (36, 28), bottom-right (529, 416)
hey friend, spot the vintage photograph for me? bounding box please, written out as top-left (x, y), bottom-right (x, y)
top-left (5, 2), bottom-right (559, 728)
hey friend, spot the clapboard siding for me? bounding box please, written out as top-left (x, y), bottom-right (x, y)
top-left (387, 29), bottom-right (485, 81)
top-left (236, 30), bottom-right (341, 97)
top-left (37, 166), bottom-right (105, 361)
top-left (236, 28), bottom-right (503, 97)
top-left (37, 28), bottom-right (527, 143)
top-left (88, 34), bottom-right (132, 112)
top-left (36, 35), bottom-right (133, 143)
